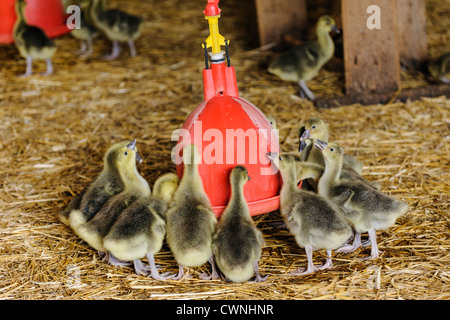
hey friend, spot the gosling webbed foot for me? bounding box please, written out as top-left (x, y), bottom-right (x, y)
top-left (128, 40), bottom-right (137, 58)
top-left (78, 39), bottom-right (94, 58)
top-left (253, 260), bottom-right (268, 282)
top-left (41, 70), bottom-right (53, 76)
top-left (361, 228), bottom-right (382, 260)
top-left (103, 41), bottom-right (120, 60)
top-left (133, 259), bottom-right (151, 276)
top-left (336, 232), bottom-right (362, 253)
top-left (316, 250), bottom-right (333, 270)
top-left (146, 253), bottom-right (176, 280)
top-left (77, 40), bottom-right (88, 55)
top-left (254, 273), bottom-right (269, 282)
top-left (109, 254), bottom-right (133, 267)
top-left (172, 265), bottom-right (192, 280)
top-left (290, 245), bottom-right (318, 276)
top-left (199, 256), bottom-right (220, 280)
top-left (104, 252), bottom-right (133, 267)
top-left (199, 273), bottom-right (212, 280)
top-left (20, 71), bottom-right (33, 77)
top-left (298, 80), bottom-right (315, 101)
top-left (336, 244), bottom-right (360, 253)
top-left (41, 58), bottom-right (54, 76)
top-left (19, 56), bottom-right (33, 77)
top-left (290, 265), bottom-right (317, 276)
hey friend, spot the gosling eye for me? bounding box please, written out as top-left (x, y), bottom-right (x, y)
top-left (124, 151), bottom-right (128, 156)
top-left (330, 148), bottom-right (334, 152)
top-left (311, 125), bottom-right (316, 129)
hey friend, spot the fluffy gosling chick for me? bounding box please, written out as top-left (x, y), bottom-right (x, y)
top-left (166, 144), bottom-right (217, 280)
top-left (59, 140), bottom-right (142, 227)
top-left (299, 118), bottom-right (363, 174)
top-left (315, 141), bottom-right (409, 259)
top-left (103, 173), bottom-right (179, 279)
top-left (268, 16), bottom-right (339, 100)
top-left (71, 7), bottom-right (100, 57)
top-left (212, 166), bottom-right (267, 283)
top-left (270, 152), bottom-right (352, 275)
top-left (13, 0), bottom-right (57, 76)
top-left (428, 52), bottom-right (450, 84)
top-left (299, 118), bottom-right (380, 191)
top-left (69, 139), bottom-right (149, 257)
top-left (87, 0), bottom-right (144, 60)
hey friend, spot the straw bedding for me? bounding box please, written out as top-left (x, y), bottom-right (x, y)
top-left (0, 0), bottom-right (448, 300)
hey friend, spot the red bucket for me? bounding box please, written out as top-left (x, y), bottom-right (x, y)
top-left (0, 0), bottom-right (70, 44)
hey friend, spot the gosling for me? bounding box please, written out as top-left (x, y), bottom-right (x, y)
top-left (68, 139), bottom-right (149, 262)
top-left (165, 144), bottom-right (217, 279)
top-left (103, 173), bottom-right (179, 279)
top-left (315, 141), bottom-right (408, 259)
top-left (87, 0), bottom-right (144, 59)
top-left (212, 166), bottom-right (267, 282)
top-left (270, 152), bottom-right (352, 275)
top-left (428, 52), bottom-right (450, 84)
top-left (299, 117), bottom-right (363, 174)
top-left (268, 16), bottom-right (339, 100)
top-left (13, 0), bottom-right (57, 76)
top-left (298, 118), bottom-right (380, 191)
top-left (59, 139), bottom-right (142, 227)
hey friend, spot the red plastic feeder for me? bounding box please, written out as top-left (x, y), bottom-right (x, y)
top-left (175, 0), bottom-right (281, 217)
top-left (0, 0), bottom-right (70, 44)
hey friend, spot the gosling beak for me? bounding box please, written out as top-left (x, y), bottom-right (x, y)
top-left (300, 129), bottom-right (311, 140)
top-left (247, 175), bottom-right (251, 181)
top-left (266, 152), bottom-right (279, 162)
top-left (127, 139), bottom-right (143, 163)
top-left (127, 139), bottom-right (137, 151)
top-left (314, 139), bottom-right (328, 150)
top-left (332, 25), bottom-right (341, 34)
top-left (298, 129), bottom-right (311, 152)
top-left (299, 126), bottom-right (306, 139)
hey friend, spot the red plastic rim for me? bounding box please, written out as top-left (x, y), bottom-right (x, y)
top-left (211, 180), bottom-right (303, 217)
top-left (212, 194), bottom-right (280, 217)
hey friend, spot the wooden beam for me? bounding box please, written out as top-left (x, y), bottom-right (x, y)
top-left (396, 0), bottom-right (428, 70)
top-left (255, 0), bottom-right (308, 46)
top-left (315, 84), bottom-right (450, 108)
top-left (342, 0), bottom-right (401, 95)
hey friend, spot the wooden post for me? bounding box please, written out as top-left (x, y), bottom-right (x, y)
top-left (342, 0), bottom-right (401, 95)
top-left (396, 0), bottom-right (428, 70)
top-left (255, 0), bottom-right (308, 46)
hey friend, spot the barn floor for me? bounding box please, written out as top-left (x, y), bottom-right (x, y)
top-left (0, 0), bottom-right (448, 300)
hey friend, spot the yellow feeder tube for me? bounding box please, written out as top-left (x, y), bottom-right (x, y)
top-left (204, 15), bottom-right (228, 54)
